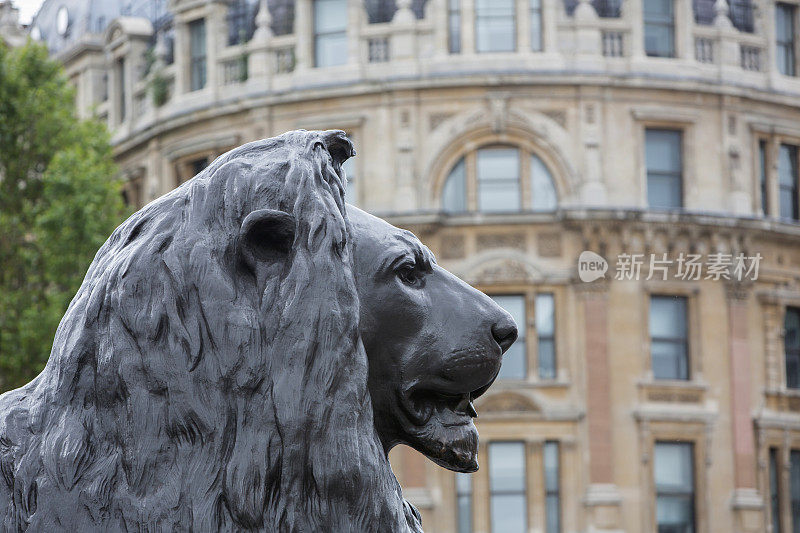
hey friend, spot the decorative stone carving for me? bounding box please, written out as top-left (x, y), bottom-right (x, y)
top-left (467, 258), bottom-right (538, 284)
top-left (478, 393), bottom-right (541, 414)
top-left (476, 232), bottom-right (526, 251)
top-left (440, 234), bottom-right (466, 259)
top-left (544, 109), bottom-right (568, 128)
top-left (537, 232), bottom-right (563, 258)
top-left (428, 112), bottom-right (454, 131)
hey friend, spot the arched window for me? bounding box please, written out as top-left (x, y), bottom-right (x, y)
top-left (440, 144), bottom-right (558, 213)
top-left (442, 157), bottom-right (466, 213)
top-left (531, 153), bottom-right (557, 211)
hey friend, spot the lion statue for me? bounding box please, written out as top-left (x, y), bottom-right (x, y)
top-left (0, 130), bottom-right (516, 532)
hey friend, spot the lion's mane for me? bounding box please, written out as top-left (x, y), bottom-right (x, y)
top-left (0, 130), bottom-right (421, 531)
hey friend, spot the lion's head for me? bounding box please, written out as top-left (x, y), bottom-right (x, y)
top-left (0, 130), bottom-right (421, 531)
top-left (350, 208), bottom-right (517, 473)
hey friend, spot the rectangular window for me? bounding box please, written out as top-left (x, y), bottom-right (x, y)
top-left (477, 147), bottom-right (520, 212)
top-left (449, 0), bottom-right (461, 54)
top-left (544, 441), bottom-right (561, 533)
top-left (536, 293), bottom-right (556, 380)
top-left (530, 0), bottom-right (543, 51)
top-left (116, 58), bottom-right (126, 123)
top-left (786, 307), bottom-right (800, 389)
top-left (650, 295), bottom-right (689, 380)
top-left (779, 144), bottom-right (799, 221)
top-left (760, 140), bottom-right (768, 215)
top-left (654, 442), bottom-right (695, 533)
top-left (771, 448), bottom-right (782, 533)
top-left (776, 3), bottom-right (797, 77)
top-left (475, 0), bottom-right (516, 53)
top-left (189, 19), bottom-right (207, 91)
top-left (314, 0), bottom-right (347, 67)
top-left (490, 295), bottom-right (526, 380)
top-left (792, 450), bottom-right (800, 531)
top-left (489, 442), bottom-right (527, 533)
top-left (646, 129), bottom-right (683, 209)
top-left (644, 0), bottom-right (675, 58)
top-left (456, 472), bottom-right (472, 533)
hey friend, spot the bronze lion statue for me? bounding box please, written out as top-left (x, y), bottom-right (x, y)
top-left (0, 130), bottom-right (516, 531)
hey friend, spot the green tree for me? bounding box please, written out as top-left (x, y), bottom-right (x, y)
top-left (0, 42), bottom-right (127, 391)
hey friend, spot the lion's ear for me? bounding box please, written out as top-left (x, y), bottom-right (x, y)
top-left (238, 209), bottom-right (296, 269)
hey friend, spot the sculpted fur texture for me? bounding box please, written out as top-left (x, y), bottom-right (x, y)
top-left (0, 130), bottom-right (421, 531)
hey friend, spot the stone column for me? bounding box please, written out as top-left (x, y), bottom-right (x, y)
top-left (517, 0), bottom-right (530, 53)
top-left (461, 0), bottom-right (475, 54)
top-left (584, 285), bottom-right (612, 484)
top-left (392, 0), bottom-right (418, 62)
top-left (574, 0), bottom-right (601, 59)
top-left (542, 0), bottom-right (558, 53)
top-left (295, 0), bottom-right (313, 70)
top-left (625, 0), bottom-right (644, 59)
top-left (346, 0), bottom-right (361, 65)
top-left (677, 0), bottom-right (694, 60)
top-left (207, 3), bottom-right (227, 99)
top-left (726, 283), bottom-right (764, 532)
top-left (174, 19), bottom-right (188, 93)
top-left (431, 0), bottom-right (448, 56)
top-left (248, 0), bottom-right (273, 83)
top-left (527, 440), bottom-right (545, 533)
top-left (578, 282), bottom-right (622, 530)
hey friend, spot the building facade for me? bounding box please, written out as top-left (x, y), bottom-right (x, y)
top-left (26, 0), bottom-right (800, 531)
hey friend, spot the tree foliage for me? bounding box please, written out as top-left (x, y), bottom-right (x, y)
top-left (0, 42), bottom-right (127, 391)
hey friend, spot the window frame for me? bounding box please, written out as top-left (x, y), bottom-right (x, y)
top-left (439, 142), bottom-right (559, 215)
top-left (649, 294), bottom-right (690, 381)
top-left (653, 441), bottom-right (696, 533)
top-left (488, 440), bottom-right (528, 533)
top-left (776, 3), bottom-right (797, 77)
top-left (449, 0), bottom-right (462, 54)
top-left (483, 288), bottom-right (562, 383)
top-left (753, 133), bottom-right (800, 221)
top-left (645, 128), bottom-right (684, 210)
top-left (489, 294), bottom-right (528, 380)
top-left (455, 472), bottom-right (472, 533)
top-left (536, 293), bottom-right (557, 380)
top-left (313, 0), bottom-right (348, 68)
top-left (530, 0), bottom-right (543, 51)
top-left (116, 57), bottom-right (126, 123)
top-left (476, 145), bottom-right (522, 212)
top-left (770, 447), bottom-right (783, 533)
top-left (779, 143), bottom-right (800, 221)
top-left (792, 450), bottom-right (800, 533)
top-left (643, 286), bottom-right (701, 383)
top-left (644, 0), bottom-right (676, 58)
top-left (189, 18), bottom-right (207, 92)
top-left (760, 139), bottom-right (769, 215)
top-left (474, 0), bottom-right (517, 53)
top-left (785, 306), bottom-right (800, 389)
top-left (544, 440), bottom-right (561, 533)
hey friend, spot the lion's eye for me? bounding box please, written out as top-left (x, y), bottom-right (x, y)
top-left (396, 263), bottom-right (422, 286)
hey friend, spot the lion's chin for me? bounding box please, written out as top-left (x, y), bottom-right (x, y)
top-left (407, 418), bottom-right (479, 473)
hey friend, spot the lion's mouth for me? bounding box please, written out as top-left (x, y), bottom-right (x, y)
top-left (400, 379), bottom-right (493, 428)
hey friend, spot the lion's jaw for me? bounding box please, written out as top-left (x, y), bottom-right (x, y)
top-left (349, 206), bottom-right (517, 474)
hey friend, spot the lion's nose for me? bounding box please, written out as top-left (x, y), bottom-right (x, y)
top-left (491, 318), bottom-right (518, 353)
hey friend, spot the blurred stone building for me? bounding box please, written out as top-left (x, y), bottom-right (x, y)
top-left (24, 0), bottom-right (800, 531)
